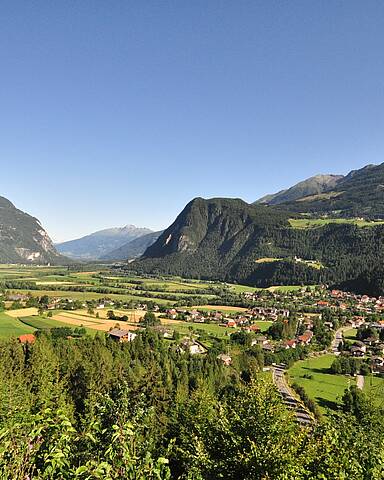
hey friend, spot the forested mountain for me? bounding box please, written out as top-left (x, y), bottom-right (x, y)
top-left (101, 230), bottom-right (163, 260)
top-left (258, 162), bottom-right (384, 218)
top-left (256, 174), bottom-right (343, 205)
top-left (0, 196), bottom-right (65, 264)
top-left (135, 197), bottom-right (384, 293)
top-left (56, 225), bottom-right (153, 260)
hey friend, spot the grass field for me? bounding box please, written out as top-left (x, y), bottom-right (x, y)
top-left (171, 321), bottom-right (233, 339)
top-left (168, 320), bottom-right (272, 339)
top-left (13, 289), bottom-right (173, 305)
top-left (19, 315), bottom-right (76, 330)
top-left (0, 312), bottom-right (35, 338)
top-left (363, 376), bottom-right (384, 407)
top-left (288, 354), bottom-right (355, 412)
top-left (289, 218), bottom-right (384, 229)
top-left (343, 328), bottom-right (357, 341)
top-left (255, 257), bottom-right (281, 263)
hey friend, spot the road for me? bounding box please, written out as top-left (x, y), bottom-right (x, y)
top-left (273, 326), bottom-right (357, 423)
top-left (331, 327), bottom-right (345, 355)
top-left (272, 364), bottom-right (313, 426)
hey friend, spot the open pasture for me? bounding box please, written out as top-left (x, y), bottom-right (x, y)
top-left (288, 354), bottom-right (355, 412)
top-left (0, 312), bottom-right (35, 338)
top-left (289, 218), bottom-right (384, 229)
top-left (19, 315), bottom-right (75, 330)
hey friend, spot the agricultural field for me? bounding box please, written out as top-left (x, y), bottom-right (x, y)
top-left (0, 312), bottom-right (35, 338)
top-left (288, 354), bottom-right (356, 412)
top-left (18, 315), bottom-right (76, 330)
top-left (0, 265), bottom-right (316, 341)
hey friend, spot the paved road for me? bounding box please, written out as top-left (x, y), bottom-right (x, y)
top-left (272, 364), bottom-right (313, 426)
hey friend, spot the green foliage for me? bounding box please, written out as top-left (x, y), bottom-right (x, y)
top-left (142, 311), bottom-right (160, 326)
top-left (0, 333), bottom-right (383, 479)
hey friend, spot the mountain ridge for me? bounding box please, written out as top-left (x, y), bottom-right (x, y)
top-left (256, 174), bottom-right (344, 205)
top-left (0, 195), bottom-right (65, 264)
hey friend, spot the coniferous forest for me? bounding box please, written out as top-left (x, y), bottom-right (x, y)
top-left (1, 330), bottom-right (383, 480)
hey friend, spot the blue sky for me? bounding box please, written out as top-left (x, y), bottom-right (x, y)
top-left (1, 1), bottom-right (384, 241)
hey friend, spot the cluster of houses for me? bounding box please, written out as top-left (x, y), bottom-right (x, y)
top-left (346, 321), bottom-right (384, 374)
top-left (330, 289), bottom-right (384, 314)
top-left (165, 307), bottom-right (291, 327)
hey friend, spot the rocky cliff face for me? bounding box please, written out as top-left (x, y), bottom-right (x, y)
top-left (0, 196), bottom-right (65, 264)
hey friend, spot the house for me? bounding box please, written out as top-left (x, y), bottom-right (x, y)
top-left (108, 328), bottom-right (137, 343)
top-left (283, 339), bottom-right (297, 349)
top-left (18, 334), bottom-right (36, 344)
top-left (178, 338), bottom-right (207, 355)
top-left (166, 308), bottom-right (177, 319)
top-left (262, 343), bottom-right (274, 352)
top-left (226, 319), bottom-right (237, 328)
top-left (351, 346), bottom-right (366, 357)
top-left (152, 326), bottom-right (174, 339)
top-left (193, 316), bottom-right (206, 323)
top-left (297, 330), bottom-right (314, 345)
top-left (317, 301), bottom-right (329, 308)
top-left (217, 353), bottom-right (232, 366)
top-left (363, 336), bottom-right (379, 346)
top-left (372, 356), bottom-right (384, 367)
top-left (372, 356), bottom-right (384, 373)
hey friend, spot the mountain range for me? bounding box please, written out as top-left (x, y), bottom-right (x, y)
top-left (101, 230), bottom-right (163, 261)
top-left (2, 161), bottom-right (384, 294)
top-left (256, 162), bottom-right (384, 218)
top-left (134, 195), bottom-right (384, 294)
top-left (56, 225), bottom-right (154, 260)
top-left (0, 196), bottom-right (64, 264)
top-left (133, 162), bottom-right (384, 294)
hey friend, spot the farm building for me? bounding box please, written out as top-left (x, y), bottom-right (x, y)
top-left (108, 328), bottom-right (137, 343)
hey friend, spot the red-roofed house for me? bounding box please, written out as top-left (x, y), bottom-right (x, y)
top-left (18, 334), bottom-right (36, 344)
top-left (297, 331), bottom-right (314, 345)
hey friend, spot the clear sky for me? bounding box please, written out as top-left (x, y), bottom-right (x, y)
top-left (1, 1), bottom-right (384, 241)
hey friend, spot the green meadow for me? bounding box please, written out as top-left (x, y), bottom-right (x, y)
top-left (288, 354), bottom-right (355, 412)
top-left (0, 312), bottom-right (35, 338)
top-left (289, 218), bottom-right (384, 229)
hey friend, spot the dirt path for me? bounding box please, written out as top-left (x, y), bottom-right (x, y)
top-left (356, 375), bottom-right (365, 390)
